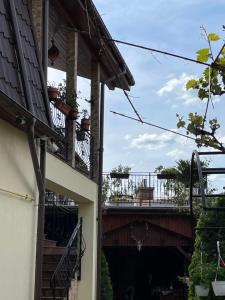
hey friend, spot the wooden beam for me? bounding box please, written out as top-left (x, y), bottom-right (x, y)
top-left (90, 60), bottom-right (101, 182)
top-left (66, 31), bottom-right (78, 167)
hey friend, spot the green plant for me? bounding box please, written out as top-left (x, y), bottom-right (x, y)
top-left (188, 197), bottom-right (225, 299)
top-left (82, 109), bottom-right (89, 119)
top-left (176, 27), bottom-right (225, 152)
top-left (101, 252), bottom-right (113, 300)
top-left (58, 79), bottom-right (79, 110)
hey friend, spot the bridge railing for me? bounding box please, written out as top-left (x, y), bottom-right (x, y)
top-left (102, 172), bottom-right (190, 209)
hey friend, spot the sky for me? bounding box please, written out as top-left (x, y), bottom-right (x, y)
top-left (48, 0), bottom-right (225, 174)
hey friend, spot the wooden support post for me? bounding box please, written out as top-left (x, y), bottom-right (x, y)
top-left (90, 60), bottom-right (101, 182)
top-left (66, 31), bottom-right (78, 168)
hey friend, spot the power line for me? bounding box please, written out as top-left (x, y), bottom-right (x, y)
top-left (106, 37), bottom-right (212, 68)
top-left (123, 90), bottom-right (143, 123)
top-left (110, 110), bottom-right (195, 140)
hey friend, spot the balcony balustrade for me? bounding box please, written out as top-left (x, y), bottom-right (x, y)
top-left (102, 172), bottom-right (190, 209)
top-left (49, 103), bottom-right (93, 177)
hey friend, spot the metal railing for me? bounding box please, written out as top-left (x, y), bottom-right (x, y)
top-left (44, 192), bottom-right (78, 246)
top-left (50, 218), bottom-right (84, 300)
top-left (50, 103), bottom-right (93, 177)
top-left (102, 172), bottom-right (190, 209)
top-left (190, 151), bottom-right (225, 211)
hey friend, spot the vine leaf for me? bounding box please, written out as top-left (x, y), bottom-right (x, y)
top-left (207, 33), bottom-right (220, 41)
top-left (186, 79), bottom-right (198, 90)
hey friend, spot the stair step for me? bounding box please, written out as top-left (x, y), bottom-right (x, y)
top-left (42, 287), bottom-right (65, 297)
top-left (43, 239), bottom-right (57, 247)
top-left (41, 298), bottom-right (64, 300)
top-left (43, 246), bottom-right (66, 255)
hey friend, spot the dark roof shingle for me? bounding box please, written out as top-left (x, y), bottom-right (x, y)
top-left (0, 0), bottom-right (52, 131)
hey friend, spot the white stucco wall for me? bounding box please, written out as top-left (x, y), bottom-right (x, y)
top-left (0, 119), bottom-right (38, 300)
top-left (0, 118), bottom-right (98, 300)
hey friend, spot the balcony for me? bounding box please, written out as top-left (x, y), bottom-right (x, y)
top-left (102, 172), bottom-right (190, 210)
top-left (49, 103), bottom-right (93, 178)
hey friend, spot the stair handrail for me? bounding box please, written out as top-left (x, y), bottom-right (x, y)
top-left (50, 217), bottom-right (84, 299)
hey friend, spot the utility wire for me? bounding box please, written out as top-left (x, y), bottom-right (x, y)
top-left (123, 90), bottom-right (143, 123)
top-left (110, 110), bottom-right (195, 140)
top-left (65, 27), bottom-right (225, 72)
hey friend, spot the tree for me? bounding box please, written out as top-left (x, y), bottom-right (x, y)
top-left (188, 198), bottom-right (225, 299)
top-left (101, 252), bottom-right (113, 300)
top-left (177, 28), bottom-right (225, 152)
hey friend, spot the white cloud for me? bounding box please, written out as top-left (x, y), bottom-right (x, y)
top-left (157, 73), bottom-right (198, 105)
top-left (126, 131), bottom-right (187, 151)
top-left (166, 149), bottom-right (186, 159)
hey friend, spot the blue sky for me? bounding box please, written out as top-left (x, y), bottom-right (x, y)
top-left (49, 0), bottom-right (225, 172)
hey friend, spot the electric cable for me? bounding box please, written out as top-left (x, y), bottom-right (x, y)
top-left (110, 110), bottom-right (195, 140)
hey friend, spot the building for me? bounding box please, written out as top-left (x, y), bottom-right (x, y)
top-left (0, 1), bottom-right (134, 300)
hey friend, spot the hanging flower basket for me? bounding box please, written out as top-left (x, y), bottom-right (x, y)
top-left (81, 117), bottom-right (90, 132)
top-left (110, 173), bottom-right (130, 179)
top-left (54, 99), bottom-right (71, 115)
top-left (157, 173), bottom-right (177, 180)
top-left (68, 108), bottom-right (79, 120)
top-left (47, 86), bottom-right (59, 99)
top-left (195, 285), bottom-right (209, 297)
top-left (212, 281), bottom-right (225, 296)
top-left (76, 130), bottom-right (86, 142)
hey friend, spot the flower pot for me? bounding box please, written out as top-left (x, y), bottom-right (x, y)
top-left (81, 118), bottom-right (90, 131)
top-left (68, 109), bottom-right (79, 120)
top-left (212, 281), bottom-right (225, 296)
top-left (110, 172), bottom-right (129, 179)
top-left (157, 173), bottom-right (177, 180)
top-left (54, 99), bottom-right (71, 115)
top-left (76, 131), bottom-right (86, 142)
top-left (47, 87), bottom-right (59, 99)
top-left (195, 285), bottom-right (209, 297)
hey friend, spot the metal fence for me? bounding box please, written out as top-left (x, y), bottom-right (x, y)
top-left (102, 172), bottom-right (190, 209)
top-left (50, 103), bottom-right (93, 177)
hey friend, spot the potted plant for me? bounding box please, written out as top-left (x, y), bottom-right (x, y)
top-left (47, 82), bottom-right (59, 100)
top-left (189, 260), bottom-right (214, 298)
top-left (58, 80), bottom-right (79, 119)
top-left (81, 109), bottom-right (90, 132)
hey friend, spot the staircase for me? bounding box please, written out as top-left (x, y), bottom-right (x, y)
top-left (41, 218), bottom-right (83, 300)
top-left (41, 239), bottom-right (67, 300)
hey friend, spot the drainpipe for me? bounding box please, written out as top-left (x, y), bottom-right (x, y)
top-left (96, 82), bottom-right (105, 300)
top-left (8, 1), bottom-right (48, 299)
top-left (33, 1), bottom-right (49, 299)
top-left (96, 67), bottom-right (127, 300)
top-left (28, 120), bottom-right (46, 300)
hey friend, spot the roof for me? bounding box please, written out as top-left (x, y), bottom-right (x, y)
top-left (0, 0), bottom-right (55, 137)
top-left (50, 0), bottom-right (135, 91)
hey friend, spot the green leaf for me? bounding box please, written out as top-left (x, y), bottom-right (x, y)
top-left (198, 89), bottom-right (208, 99)
top-left (196, 48), bottom-right (209, 56)
top-left (186, 79), bottom-right (198, 90)
top-left (221, 47), bottom-right (225, 55)
top-left (197, 54), bottom-right (209, 63)
top-left (177, 120), bottom-right (185, 128)
top-left (208, 33), bottom-right (220, 41)
top-left (217, 57), bottom-right (225, 65)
